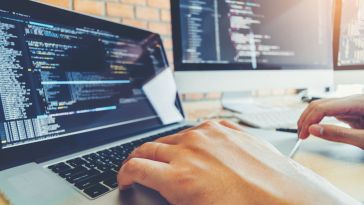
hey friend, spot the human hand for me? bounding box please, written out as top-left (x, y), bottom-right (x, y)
top-left (118, 121), bottom-right (359, 205)
top-left (298, 95), bottom-right (364, 149)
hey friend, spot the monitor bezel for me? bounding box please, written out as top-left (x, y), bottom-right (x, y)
top-left (333, 0), bottom-right (364, 71)
top-left (0, 0), bottom-right (185, 170)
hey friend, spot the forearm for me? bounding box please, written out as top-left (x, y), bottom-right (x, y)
top-left (282, 160), bottom-right (361, 205)
top-left (232, 157), bottom-right (361, 205)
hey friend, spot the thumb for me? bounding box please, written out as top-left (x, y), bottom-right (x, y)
top-left (309, 124), bottom-right (364, 149)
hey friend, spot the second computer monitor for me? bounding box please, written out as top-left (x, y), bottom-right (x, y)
top-left (172, 0), bottom-right (334, 93)
top-left (334, 0), bottom-right (364, 85)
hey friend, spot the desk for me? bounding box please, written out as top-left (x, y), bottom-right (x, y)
top-left (183, 98), bottom-right (364, 202)
top-left (0, 193), bottom-right (9, 205)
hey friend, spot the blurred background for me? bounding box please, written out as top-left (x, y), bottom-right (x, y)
top-left (36, 0), bottom-right (174, 64)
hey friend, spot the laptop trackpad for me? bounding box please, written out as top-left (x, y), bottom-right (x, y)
top-left (0, 163), bottom-right (83, 205)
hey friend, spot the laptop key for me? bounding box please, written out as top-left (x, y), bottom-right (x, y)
top-left (48, 126), bottom-right (192, 199)
top-left (67, 158), bottom-right (88, 167)
top-left (83, 183), bottom-right (110, 198)
top-left (83, 163), bottom-right (96, 169)
top-left (48, 162), bottom-right (72, 173)
top-left (59, 166), bottom-right (87, 178)
top-left (75, 170), bottom-right (117, 190)
top-left (102, 170), bottom-right (117, 179)
top-left (75, 175), bottom-right (102, 190)
top-left (67, 169), bottom-right (101, 184)
top-left (103, 177), bottom-right (118, 188)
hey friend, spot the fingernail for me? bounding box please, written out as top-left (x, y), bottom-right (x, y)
top-left (320, 127), bottom-right (324, 136)
top-left (311, 125), bottom-right (324, 136)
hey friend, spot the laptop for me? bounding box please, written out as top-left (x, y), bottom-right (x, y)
top-left (0, 1), bottom-right (193, 204)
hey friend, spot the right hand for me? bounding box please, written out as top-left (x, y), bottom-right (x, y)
top-left (298, 95), bottom-right (364, 149)
top-left (118, 121), bottom-right (360, 205)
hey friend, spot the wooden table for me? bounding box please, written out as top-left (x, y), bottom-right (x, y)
top-left (0, 193), bottom-right (9, 205)
top-left (183, 99), bottom-right (364, 202)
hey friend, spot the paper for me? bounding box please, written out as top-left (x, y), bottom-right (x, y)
top-left (142, 68), bottom-right (183, 125)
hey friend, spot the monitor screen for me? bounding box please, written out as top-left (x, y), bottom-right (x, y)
top-left (0, 1), bottom-right (183, 149)
top-left (172, 0), bottom-right (333, 71)
top-left (335, 0), bottom-right (364, 70)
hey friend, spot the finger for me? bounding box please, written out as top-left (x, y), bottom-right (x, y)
top-left (155, 123), bottom-right (209, 145)
top-left (118, 158), bottom-right (173, 190)
top-left (299, 100), bottom-right (354, 139)
top-left (216, 121), bottom-right (276, 149)
top-left (300, 111), bottom-right (327, 139)
top-left (158, 121), bottom-right (239, 146)
top-left (219, 120), bottom-right (245, 131)
top-left (336, 119), bottom-right (362, 129)
top-left (309, 124), bottom-right (364, 149)
top-left (335, 116), bottom-right (360, 126)
top-left (336, 114), bottom-right (363, 120)
top-left (335, 115), bottom-right (364, 126)
top-left (298, 99), bottom-right (329, 129)
top-left (299, 96), bottom-right (364, 131)
top-left (177, 121), bottom-right (219, 134)
top-left (298, 100), bottom-right (334, 138)
top-left (128, 142), bottom-right (177, 163)
top-left (155, 133), bottom-right (181, 144)
top-left (216, 121), bottom-right (282, 154)
top-left (155, 124), bottom-right (203, 145)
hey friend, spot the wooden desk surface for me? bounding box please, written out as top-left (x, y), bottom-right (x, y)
top-left (182, 99), bottom-right (364, 202)
top-left (0, 193), bottom-right (9, 205)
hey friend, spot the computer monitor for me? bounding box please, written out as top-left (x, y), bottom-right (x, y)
top-left (171, 0), bottom-right (334, 93)
top-left (333, 0), bottom-right (364, 85)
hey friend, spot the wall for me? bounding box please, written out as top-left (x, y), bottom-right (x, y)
top-left (36, 0), bottom-right (173, 64)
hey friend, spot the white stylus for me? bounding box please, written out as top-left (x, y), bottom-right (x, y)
top-left (289, 139), bottom-right (303, 158)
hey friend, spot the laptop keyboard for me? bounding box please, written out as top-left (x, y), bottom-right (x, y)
top-left (48, 126), bottom-right (191, 199)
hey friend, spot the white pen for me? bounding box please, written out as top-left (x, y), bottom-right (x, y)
top-left (289, 139), bottom-right (303, 158)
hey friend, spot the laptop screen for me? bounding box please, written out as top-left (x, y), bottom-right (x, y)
top-left (0, 2), bottom-right (184, 149)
